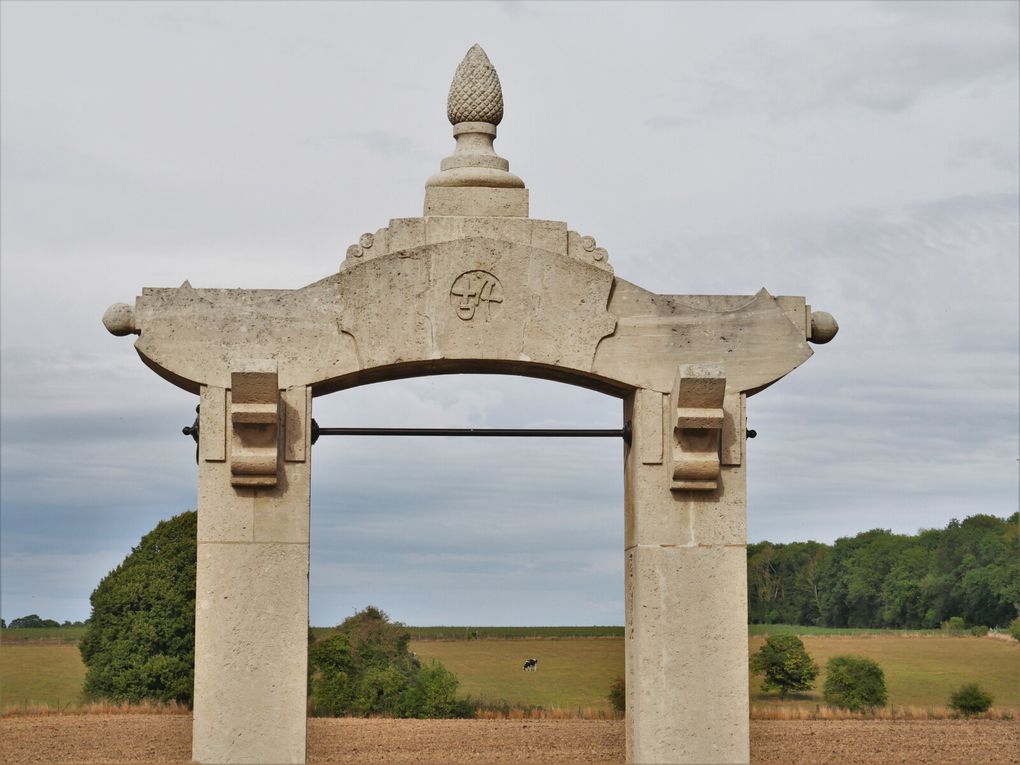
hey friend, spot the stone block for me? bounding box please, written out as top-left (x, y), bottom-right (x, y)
top-left (199, 386), bottom-right (226, 463)
top-left (625, 544), bottom-right (750, 765)
top-left (193, 541), bottom-right (309, 764)
top-left (423, 186), bottom-right (528, 217)
top-left (253, 462), bottom-right (311, 544)
top-left (197, 459), bottom-right (253, 544)
top-left (626, 389), bottom-right (747, 548)
top-left (282, 386), bottom-right (310, 463)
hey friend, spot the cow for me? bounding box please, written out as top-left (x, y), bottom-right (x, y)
top-left (522, 658), bottom-right (538, 671)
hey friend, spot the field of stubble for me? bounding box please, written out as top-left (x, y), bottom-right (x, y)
top-left (1, 716), bottom-right (1018, 765)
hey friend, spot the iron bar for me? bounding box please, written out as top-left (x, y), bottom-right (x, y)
top-left (311, 420), bottom-right (631, 445)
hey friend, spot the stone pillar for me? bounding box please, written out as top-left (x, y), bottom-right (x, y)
top-left (192, 383), bottom-right (313, 765)
top-left (624, 388), bottom-right (750, 765)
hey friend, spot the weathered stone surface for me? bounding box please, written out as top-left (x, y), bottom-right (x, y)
top-left (336, 237), bottom-right (617, 381)
top-left (132, 278), bottom-right (358, 393)
top-left (625, 544), bottom-right (750, 765)
top-left (625, 391), bottom-right (748, 550)
top-left (594, 281), bottom-right (813, 395)
top-left (193, 540), bottom-right (309, 765)
top-left (447, 45), bottom-right (504, 126)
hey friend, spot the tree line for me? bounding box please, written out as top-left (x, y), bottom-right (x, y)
top-left (747, 513), bottom-right (1019, 629)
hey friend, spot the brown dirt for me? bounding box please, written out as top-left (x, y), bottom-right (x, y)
top-left (1, 715), bottom-right (1017, 764)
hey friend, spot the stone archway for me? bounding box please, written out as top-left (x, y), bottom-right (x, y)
top-left (103, 45), bottom-right (837, 765)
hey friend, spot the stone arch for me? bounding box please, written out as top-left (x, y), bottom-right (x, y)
top-left (103, 45), bottom-right (837, 765)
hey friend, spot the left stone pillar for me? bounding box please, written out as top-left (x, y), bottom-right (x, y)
top-left (192, 371), bottom-right (312, 765)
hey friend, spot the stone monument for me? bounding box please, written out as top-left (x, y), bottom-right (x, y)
top-left (103, 45), bottom-right (837, 765)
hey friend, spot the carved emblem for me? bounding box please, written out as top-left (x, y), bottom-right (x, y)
top-left (450, 270), bottom-right (504, 321)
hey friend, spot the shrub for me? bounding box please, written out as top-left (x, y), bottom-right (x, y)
top-left (80, 511), bottom-right (196, 705)
top-left (950, 683), bottom-right (993, 716)
top-left (749, 634), bottom-right (819, 698)
top-left (969, 625), bottom-right (989, 637)
top-left (941, 616), bottom-right (966, 634)
top-left (608, 677), bottom-right (626, 713)
top-left (823, 655), bottom-right (887, 711)
top-left (309, 606), bottom-right (471, 718)
top-left (1010, 616), bottom-right (1020, 642)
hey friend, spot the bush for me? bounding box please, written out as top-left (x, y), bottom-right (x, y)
top-left (969, 625), bottom-right (989, 637)
top-left (608, 677), bottom-right (626, 712)
top-left (823, 655), bottom-right (887, 710)
top-left (749, 634), bottom-right (819, 698)
top-left (1009, 616), bottom-right (1020, 642)
top-left (950, 683), bottom-right (994, 716)
top-left (80, 511), bottom-right (196, 705)
top-left (941, 616), bottom-right (966, 634)
top-left (309, 606), bottom-right (471, 718)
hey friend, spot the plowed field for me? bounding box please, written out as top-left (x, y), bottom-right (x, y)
top-left (1, 716), bottom-right (1018, 764)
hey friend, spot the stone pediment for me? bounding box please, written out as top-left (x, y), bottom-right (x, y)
top-left (124, 224), bottom-right (816, 397)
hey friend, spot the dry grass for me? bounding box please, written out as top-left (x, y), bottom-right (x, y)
top-left (750, 703), bottom-right (1018, 721)
top-left (474, 706), bottom-right (622, 720)
top-left (1, 700), bottom-right (190, 718)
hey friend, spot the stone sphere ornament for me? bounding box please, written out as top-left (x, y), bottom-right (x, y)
top-left (102, 302), bottom-right (136, 336)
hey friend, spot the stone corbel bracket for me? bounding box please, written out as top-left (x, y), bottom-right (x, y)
top-left (670, 364), bottom-right (727, 491)
top-left (229, 361), bottom-right (281, 487)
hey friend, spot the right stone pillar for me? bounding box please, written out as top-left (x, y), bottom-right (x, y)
top-left (624, 386), bottom-right (751, 765)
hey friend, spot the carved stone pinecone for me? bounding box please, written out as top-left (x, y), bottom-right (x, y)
top-left (447, 44), bottom-right (504, 125)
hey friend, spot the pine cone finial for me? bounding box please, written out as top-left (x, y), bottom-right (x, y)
top-left (447, 44), bottom-right (504, 125)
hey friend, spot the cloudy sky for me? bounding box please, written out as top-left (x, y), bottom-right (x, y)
top-left (2, 1), bottom-right (1017, 627)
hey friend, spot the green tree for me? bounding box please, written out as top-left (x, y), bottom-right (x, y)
top-left (79, 510), bottom-right (196, 705)
top-left (1009, 616), bottom-right (1020, 642)
top-left (309, 606), bottom-right (471, 718)
top-left (949, 683), bottom-right (993, 716)
top-left (823, 655), bottom-right (887, 711)
top-left (9, 614), bottom-right (61, 628)
top-left (749, 634), bottom-right (819, 698)
top-left (608, 677), bottom-right (626, 713)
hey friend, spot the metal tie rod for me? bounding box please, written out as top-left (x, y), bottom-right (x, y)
top-left (311, 420), bottom-right (632, 445)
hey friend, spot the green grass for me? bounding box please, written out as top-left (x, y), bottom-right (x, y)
top-left (748, 624), bottom-right (941, 637)
top-left (5, 627), bottom-right (1017, 713)
top-left (748, 633), bottom-right (1020, 709)
top-left (310, 625), bottom-right (624, 640)
top-left (1, 626), bottom-right (86, 644)
top-left (410, 638), bottom-right (624, 712)
top-left (0, 644), bottom-right (87, 708)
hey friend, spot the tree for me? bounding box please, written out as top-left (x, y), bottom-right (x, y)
top-left (749, 634), bottom-right (819, 698)
top-left (608, 677), bottom-right (626, 713)
top-left (8, 614), bottom-right (60, 628)
top-left (949, 683), bottom-right (993, 716)
top-left (79, 510), bottom-right (197, 705)
top-left (823, 655), bottom-right (887, 711)
top-left (1010, 617), bottom-right (1020, 642)
top-left (309, 606), bottom-right (472, 718)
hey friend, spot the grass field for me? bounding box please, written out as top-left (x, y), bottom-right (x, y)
top-left (749, 634), bottom-right (1020, 711)
top-left (747, 624), bottom-right (942, 637)
top-left (0, 645), bottom-right (86, 709)
top-left (3, 630), bottom-right (1017, 713)
top-left (309, 626), bottom-right (625, 641)
top-left (411, 638), bottom-right (624, 712)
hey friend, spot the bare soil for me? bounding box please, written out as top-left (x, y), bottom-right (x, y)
top-left (1, 715), bottom-right (1017, 764)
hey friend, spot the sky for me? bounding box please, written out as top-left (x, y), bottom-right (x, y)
top-left (1, 1), bottom-right (1017, 627)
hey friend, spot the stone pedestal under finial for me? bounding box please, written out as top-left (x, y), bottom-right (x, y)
top-left (425, 45), bottom-right (528, 217)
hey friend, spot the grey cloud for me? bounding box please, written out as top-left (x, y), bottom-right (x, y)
top-left (2, 2), bottom-right (1016, 624)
